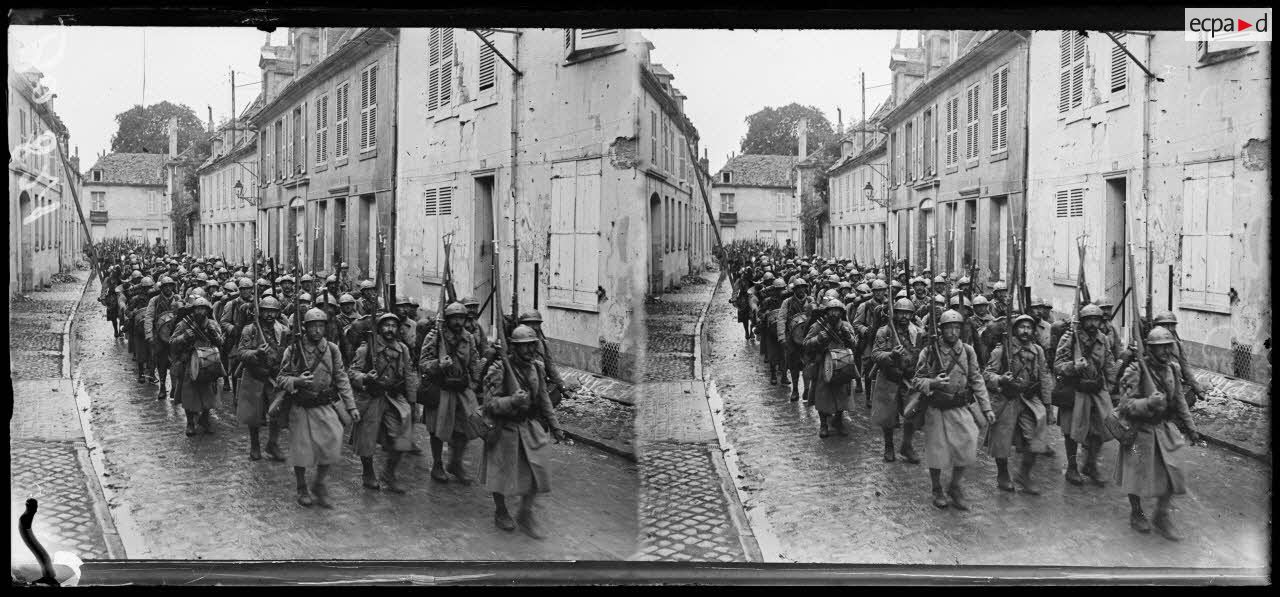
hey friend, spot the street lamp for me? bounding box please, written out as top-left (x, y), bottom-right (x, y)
top-left (863, 181), bottom-right (874, 200)
top-left (233, 180), bottom-right (259, 206)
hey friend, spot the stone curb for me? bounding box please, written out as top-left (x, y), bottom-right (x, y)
top-left (558, 423), bottom-right (636, 462)
top-left (61, 271), bottom-right (94, 379)
top-left (1199, 429), bottom-right (1271, 464)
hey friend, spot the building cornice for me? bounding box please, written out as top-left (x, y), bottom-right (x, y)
top-left (640, 65), bottom-right (699, 142)
top-left (882, 30), bottom-right (1027, 125)
top-left (250, 28), bottom-right (394, 125)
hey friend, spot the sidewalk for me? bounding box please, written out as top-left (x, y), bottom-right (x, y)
top-left (633, 269), bottom-right (761, 562)
top-left (553, 364), bottom-right (636, 461)
top-left (9, 270), bottom-right (124, 569)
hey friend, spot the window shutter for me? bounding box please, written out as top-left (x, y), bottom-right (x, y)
top-left (478, 31), bottom-right (496, 91)
top-left (367, 65), bottom-right (377, 150)
top-left (549, 161), bottom-right (577, 303)
top-left (359, 68), bottom-right (369, 150)
top-left (1180, 163), bottom-right (1208, 306)
top-left (1059, 32), bottom-right (1072, 113)
top-left (992, 67), bottom-right (1008, 153)
top-left (438, 186), bottom-right (452, 217)
top-left (439, 30), bottom-right (452, 109)
top-left (422, 188), bottom-right (439, 275)
top-left (573, 159), bottom-right (601, 305)
top-left (427, 29), bottom-right (441, 111)
top-left (1110, 33), bottom-right (1128, 93)
top-left (1071, 32), bottom-right (1086, 109)
top-left (1204, 161), bottom-right (1232, 308)
top-left (575, 29), bottom-right (621, 52)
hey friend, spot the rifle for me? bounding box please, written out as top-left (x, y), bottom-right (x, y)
top-left (490, 238), bottom-right (521, 399)
top-left (1108, 286), bottom-right (1133, 324)
top-left (251, 248), bottom-right (267, 345)
top-left (1126, 243), bottom-right (1157, 400)
top-left (1002, 237), bottom-right (1016, 375)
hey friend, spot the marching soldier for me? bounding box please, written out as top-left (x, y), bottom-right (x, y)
top-left (145, 275), bottom-right (181, 402)
top-left (420, 302), bottom-right (486, 484)
top-left (232, 296), bottom-right (290, 461)
top-left (757, 278), bottom-right (787, 385)
top-left (853, 279), bottom-right (891, 405)
top-left (1115, 327), bottom-right (1201, 541)
top-left (871, 298), bottom-right (925, 462)
top-left (272, 308), bottom-right (361, 508)
top-left (912, 309), bottom-right (995, 510)
top-left (1148, 311), bottom-right (1206, 409)
top-left (733, 268), bottom-right (755, 341)
top-left (1054, 304), bottom-right (1120, 488)
top-left (461, 296), bottom-right (492, 360)
top-left (337, 293), bottom-right (360, 330)
top-left (299, 273), bottom-right (316, 298)
top-left (349, 312), bottom-right (420, 493)
top-left (127, 276), bottom-right (155, 383)
top-left (517, 311), bottom-right (577, 407)
top-left (991, 281), bottom-right (1011, 318)
top-left (168, 297), bottom-right (226, 436)
top-left (780, 277), bottom-right (814, 402)
top-left (356, 280), bottom-right (379, 316)
top-left (983, 314), bottom-right (1053, 494)
top-left (480, 325), bottom-right (568, 538)
top-left (971, 295), bottom-right (996, 330)
top-left (803, 298), bottom-right (859, 438)
top-left (276, 275), bottom-right (298, 317)
top-left (101, 266), bottom-right (124, 338)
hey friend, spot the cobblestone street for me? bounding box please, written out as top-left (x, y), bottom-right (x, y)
top-left (704, 276), bottom-right (1271, 566)
top-left (65, 277), bottom-right (638, 560)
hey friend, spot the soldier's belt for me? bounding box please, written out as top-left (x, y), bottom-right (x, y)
top-left (293, 387), bottom-right (338, 408)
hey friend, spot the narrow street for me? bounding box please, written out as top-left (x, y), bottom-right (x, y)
top-left (703, 277), bottom-right (1271, 566)
top-left (70, 277), bottom-right (638, 560)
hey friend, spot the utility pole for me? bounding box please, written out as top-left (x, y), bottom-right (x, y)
top-left (860, 70), bottom-right (866, 153)
top-left (230, 68), bottom-right (236, 147)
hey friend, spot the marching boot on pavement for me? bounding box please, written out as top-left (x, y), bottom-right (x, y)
top-left (1115, 328), bottom-right (1199, 541)
top-left (349, 313), bottom-right (420, 494)
top-left (232, 297), bottom-right (290, 461)
top-left (168, 298), bottom-right (226, 437)
top-left (420, 302), bottom-right (486, 486)
top-left (273, 308), bottom-right (361, 508)
top-left (855, 281), bottom-right (891, 413)
top-left (781, 278), bottom-right (814, 402)
top-left (803, 299), bottom-right (857, 439)
top-left (1054, 304), bottom-right (1120, 488)
top-left (758, 279), bottom-right (787, 386)
top-left (146, 276), bottom-right (181, 401)
top-left (127, 277), bottom-right (155, 384)
top-left (870, 299), bottom-right (924, 462)
top-left (983, 315), bottom-right (1053, 495)
top-left (912, 310), bottom-right (995, 512)
top-left (480, 325), bottom-right (567, 539)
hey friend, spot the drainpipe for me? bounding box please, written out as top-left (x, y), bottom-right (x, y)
top-left (1019, 31), bottom-right (1031, 302)
top-left (388, 30), bottom-right (399, 306)
top-left (508, 32), bottom-right (522, 321)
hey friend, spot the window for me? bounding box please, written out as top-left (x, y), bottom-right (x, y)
top-left (335, 81), bottom-right (350, 159)
top-left (991, 66), bottom-right (1009, 153)
top-left (721, 171), bottom-right (732, 184)
top-left (420, 185), bottom-right (453, 276)
top-left (721, 193), bottom-right (735, 213)
top-left (91, 191), bottom-right (105, 210)
top-left (965, 83), bottom-right (981, 160)
top-left (259, 130), bottom-right (267, 175)
top-left (944, 96), bottom-right (959, 167)
top-left (315, 93), bottom-right (329, 165)
top-left (1059, 31), bottom-right (1086, 113)
top-left (889, 131), bottom-right (897, 185)
top-left (1181, 160), bottom-right (1232, 310)
top-left (650, 111), bottom-right (659, 164)
top-left (549, 159), bottom-right (602, 307)
top-left (661, 117), bottom-right (671, 173)
top-left (904, 120), bottom-right (913, 180)
top-left (776, 194), bottom-right (788, 217)
top-left (1110, 33), bottom-right (1128, 93)
top-left (274, 119), bottom-right (283, 179)
top-left (427, 28), bottom-right (453, 112)
top-left (923, 108), bottom-right (934, 175)
top-left (292, 106), bottom-right (304, 173)
top-left (1051, 187), bottom-right (1085, 279)
top-left (92, 169), bottom-right (102, 182)
top-left (477, 31), bottom-right (496, 91)
top-left (678, 141), bottom-right (686, 181)
top-left (359, 63), bottom-right (378, 151)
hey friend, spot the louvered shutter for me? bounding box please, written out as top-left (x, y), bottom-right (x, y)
top-left (914, 115), bottom-right (922, 179)
top-left (423, 188), bottom-right (439, 275)
top-left (1059, 31), bottom-right (1072, 113)
top-left (1071, 32), bottom-right (1086, 109)
top-left (438, 186), bottom-right (452, 217)
top-left (1053, 189), bottom-right (1070, 277)
top-left (549, 161), bottom-right (576, 303)
top-left (427, 29), bottom-right (441, 111)
top-left (439, 29), bottom-right (453, 109)
top-left (575, 29), bottom-right (621, 52)
top-left (573, 159), bottom-right (601, 305)
top-left (367, 65), bottom-right (377, 150)
top-left (478, 31), bottom-right (495, 91)
top-left (1203, 161), bottom-right (1232, 308)
top-left (992, 68), bottom-right (1008, 153)
top-left (359, 68), bottom-right (369, 150)
top-left (1110, 33), bottom-right (1128, 93)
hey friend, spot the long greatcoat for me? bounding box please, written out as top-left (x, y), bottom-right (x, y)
top-left (276, 338), bottom-right (358, 468)
top-left (1054, 328), bottom-right (1120, 443)
top-left (1114, 357), bottom-right (1197, 497)
top-left (231, 320), bottom-right (291, 427)
top-left (869, 321), bottom-right (924, 429)
top-left (780, 295), bottom-right (813, 372)
top-left (419, 325), bottom-right (485, 440)
top-left (348, 333), bottom-right (419, 456)
top-left (802, 316), bottom-right (858, 413)
top-left (480, 356), bottom-right (562, 496)
top-left (145, 292), bottom-right (180, 370)
top-left (127, 291), bottom-right (152, 364)
top-left (757, 294), bottom-right (785, 366)
top-left (168, 315), bottom-right (227, 413)
top-left (983, 339), bottom-right (1052, 458)
top-left (913, 340), bottom-right (992, 469)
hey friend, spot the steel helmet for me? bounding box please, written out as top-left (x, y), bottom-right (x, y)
top-left (894, 298), bottom-right (916, 312)
top-left (1153, 311), bottom-right (1178, 325)
top-left (510, 324), bottom-right (539, 344)
top-left (949, 295), bottom-right (972, 307)
top-left (256, 278), bottom-right (271, 287)
top-left (1146, 327), bottom-right (1176, 345)
top-left (972, 295), bottom-right (989, 306)
top-left (259, 297), bottom-right (282, 311)
top-left (911, 277), bottom-right (927, 286)
top-left (822, 289), bottom-right (840, 300)
top-left (238, 278), bottom-right (254, 289)
top-left (1095, 298), bottom-right (1114, 309)
top-left (300, 273), bottom-right (314, 283)
top-left (376, 312), bottom-right (401, 326)
top-left (192, 267), bottom-right (204, 275)
top-left (216, 267), bottom-right (228, 275)
top-left (395, 295), bottom-right (415, 307)
top-left (189, 297), bottom-right (212, 311)
top-left (131, 270), bottom-right (143, 279)
top-left (827, 275), bottom-right (841, 284)
top-left (340, 262), bottom-right (349, 269)
top-left (444, 302), bottom-right (469, 318)
top-left (326, 275), bottom-right (338, 283)
top-left (808, 267), bottom-right (820, 277)
top-left (762, 272), bottom-right (776, 283)
top-left (1013, 314), bottom-right (1036, 329)
top-left (826, 258), bottom-right (836, 266)
top-left (359, 280), bottom-right (376, 290)
top-left (992, 281), bottom-right (1008, 292)
top-left (855, 283), bottom-right (871, 294)
top-left (792, 277), bottom-right (808, 287)
top-left (212, 291), bottom-right (225, 301)
top-left (339, 293), bottom-right (357, 305)
top-left (177, 266), bottom-right (187, 275)
top-left (261, 289), bottom-right (275, 297)
top-left (823, 269), bottom-right (834, 276)
top-left (1031, 296), bottom-right (1050, 308)
top-left (895, 290), bottom-right (909, 299)
top-left (223, 281), bottom-right (238, 292)
top-left (462, 296), bottom-right (481, 308)
top-left (276, 275), bottom-right (295, 284)
top-left (939, 309), bottom-right (965, 325)
top-left (1078, 304), bottom-right (1104, 320)
top-left (139, 276), bottom-right (155, 288)
top-left (303, 308), bottom-right (329, 323)
top-left (313, 294), bottom-right (332, 307)
top-left (196, 272), bottom-right (209, 281)
top-left (891, 280), bottom-right (904, 289)
top-left (933, 275), bottom-right (947, 284)
top-left (298, 292), bottom-right (313, 303)
top-left (196, 257), bottom-right (207, 264)
top-left (824, 298), bottom-right (846, 312)
top-left (518, 310), bottom-right (544, 323)
top-left (159, 275), bottom-right (176, 286)
top-left (934, 294), bottom-right (947, 304)
top-left (838, 281), bottom-right (852, 290)
top-left (771, 278), bottom-right (786, 289)
top-left (870, 279), bottom-right (888, 291)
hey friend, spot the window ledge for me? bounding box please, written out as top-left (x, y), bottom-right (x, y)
top-left (989, 150), bottom-right (1008, 163)
top-left (1105, 96), bottom-right (1131, 112)
top-left (945, 165), bottom-right (959, 175)
top-left (419, 273), bottom-right (445, 285)
top-left (965, 159), bottom-right (980, 170)
top-left (1051, 277), bottom-right (1078, 288)
top-left (1061, 110), bottom-right (1088, 126)
top-left (1196, 47), bottom-right (1258, 68)
top-left (1180, 302), bottom-right (1230, 315)
top-left (563, 47), bottom-right (626, 66)
top-left (548, 299), bottom-right (600, 314)
top-left (474, 95), bottom-right (499, 111)
top-left (334, 156), bottom-right (349, 168)
top-left (358, 148), bottom-right (377, 161)
top-left (313, 163), bottom-right (328, 173)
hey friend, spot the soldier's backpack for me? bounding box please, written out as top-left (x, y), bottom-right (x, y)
top-left (157, 310), bottom-right (177, 344)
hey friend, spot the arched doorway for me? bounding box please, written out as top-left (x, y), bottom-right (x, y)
top-left (288, 197), bottom-right (305, 270)
top-left (18, 191), bottom-right (33, 291)
top-left (649, 193), bottom-right (662, 294)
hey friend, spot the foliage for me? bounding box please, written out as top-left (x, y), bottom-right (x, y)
top-left (739, 103), bottom-right (838, 158)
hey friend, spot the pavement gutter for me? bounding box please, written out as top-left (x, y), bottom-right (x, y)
top-left (692, 270), bottom-right (764, 563)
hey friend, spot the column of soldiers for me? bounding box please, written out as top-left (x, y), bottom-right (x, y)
top-left (95, 249), bottom-right (572, 539)
top-left (728, 249), bottom-right (1201, 539)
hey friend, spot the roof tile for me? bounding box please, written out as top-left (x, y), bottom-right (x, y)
top-left (713, 154), bottom-right (797, 187)
top-left (84, 153), bottom-right (168, 186)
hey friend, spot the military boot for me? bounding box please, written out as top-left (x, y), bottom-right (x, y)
top-left (1153, 509), bottom-right (1183, 541)
top-left (311, 466), bottom-right (333, 509)
top-left (818, 415), bottom-right (830, 438)
top-left (248, 428), bottom-right (262, 461)
top-left (516, 498), bottom-right (545, 540)
top-left (1015, 454), bottom-right (1041, 495)
top-left (382, 454), bottom-right (406, 494)
top-left (996, 458), bottom-right (1015, 492)
top-left (184, 412), bottom-right (197, 436)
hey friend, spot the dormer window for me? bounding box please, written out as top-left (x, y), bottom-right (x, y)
top-left (721, 171), bottom-right (733, 184)
top-left (92, 169), bottom-right (102, 182)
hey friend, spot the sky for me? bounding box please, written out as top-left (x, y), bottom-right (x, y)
top-left (9, 26), bottom-right (288, 169)
top-left (9, 26), bottom-right (911, 175)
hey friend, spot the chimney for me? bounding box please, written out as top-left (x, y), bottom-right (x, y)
top-left (208, 106), bottom-right (214, 133)
top-left (797, 117), bottom-right (808, 159)
top-left (168, 116), bottom-right (178, 158)
top-left (837, 108), bottom-right (843, 135)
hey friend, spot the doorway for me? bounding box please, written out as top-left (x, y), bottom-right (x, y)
top-left (989, 195), bottom-right (1008, 283)
top-left (313, 200), bottom-right (327, 272)
top-left (473, 175), bottom-right (496, 317)
top-left (1104, 177), bottom-right (1127, 326)
top-left (333, 198), bottom-right (347, 271)
top-left (358, 194), bottom-right (373, 279)
top-left (649, 194), bottom-right (663, 294)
